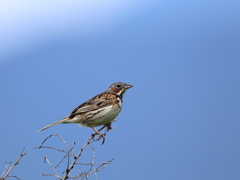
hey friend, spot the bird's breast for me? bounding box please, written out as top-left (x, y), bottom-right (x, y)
top-left (79, 104), bottom-right (121, 127)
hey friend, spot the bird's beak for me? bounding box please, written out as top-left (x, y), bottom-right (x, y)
top-left (125, 84), bottom-right (133, 89)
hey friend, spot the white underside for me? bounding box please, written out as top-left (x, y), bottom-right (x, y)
top-left (80, 105), bottom-right (121, 127)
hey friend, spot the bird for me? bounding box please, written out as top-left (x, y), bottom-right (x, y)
top-left (38, 82), bottom-right (133, 135)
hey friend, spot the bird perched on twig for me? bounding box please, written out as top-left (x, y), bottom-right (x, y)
top-left (38, 82), bottom-right (132, 138)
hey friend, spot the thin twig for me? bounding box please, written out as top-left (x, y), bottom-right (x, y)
top-left (62, 135), bottom-right (97, 180)
top-left (43, 155), bottom-right (61, 179)
top-left (70, 158), bottom-right (114, 179)
top-left (34, 134), bottom-right (70, 153)
top-left (37, 124), bottom-right (115, 179)
top-left (1, 148), bottom-right (26, 180)
top-left (75, 159), bottom-right (114, 166)
top-left (7, 176), bottom-right (21, 180)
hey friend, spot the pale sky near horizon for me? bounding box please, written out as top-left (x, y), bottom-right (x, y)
top-left (0, 0), bottom-right (149, 62)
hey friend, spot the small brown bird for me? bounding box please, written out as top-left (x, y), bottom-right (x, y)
top-left (38, 82), bottom-right (132, 134)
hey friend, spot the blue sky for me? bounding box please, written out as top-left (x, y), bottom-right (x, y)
top-left (1, 0), bottom-right (240, 179)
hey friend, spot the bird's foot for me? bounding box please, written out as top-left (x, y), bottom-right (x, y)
top-left (91, 132), bottom-right (106, 144)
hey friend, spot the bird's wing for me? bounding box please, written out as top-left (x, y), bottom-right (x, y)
top-left (69, 92), bottom-right (117, 117)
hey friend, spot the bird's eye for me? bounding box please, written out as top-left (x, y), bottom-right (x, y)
top-left (116, 84), bottom-right (121, 88)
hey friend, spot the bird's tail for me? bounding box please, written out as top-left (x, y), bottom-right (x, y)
top-left (37, 117), bottom-right (69, 132)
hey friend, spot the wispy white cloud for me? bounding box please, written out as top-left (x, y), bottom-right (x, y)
top-left (0, 0), bottom-right (149, 61)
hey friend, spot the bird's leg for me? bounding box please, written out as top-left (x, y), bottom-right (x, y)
top-left (88, 124), bottom-right (106, 143)
top-left (97, 125), bottom-right (107, 132)
top-left (88, 122), bottom-right (115, 144)
top-left (98, 122), bottom-right (114, 132)
top-left (105, 122), bottom-right (114, 131)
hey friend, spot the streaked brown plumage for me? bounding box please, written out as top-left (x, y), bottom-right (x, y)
top-left (38, 82), bottom-right (132, 132)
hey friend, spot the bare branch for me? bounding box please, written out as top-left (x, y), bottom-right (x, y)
top-left (62, 134), bottom-right (98, 180)
top-left (6, 176), bottom-right (21, 180)
top-left (36, 124), bottom-right (115, 179)
top-left (34, 134), bottom-right (71, 154)
top-left (1, 148), bottom-right (26, 180)
top-left (43, 155), bottom-right (61, 179)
